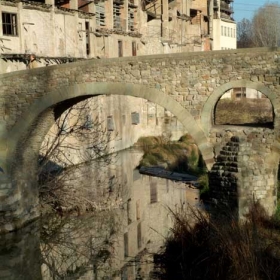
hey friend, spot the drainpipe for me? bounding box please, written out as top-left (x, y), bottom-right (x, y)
top-left (161, 0), bottom-right (168, 40)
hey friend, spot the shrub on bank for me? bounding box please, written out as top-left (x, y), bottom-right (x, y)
top-left (153, 203), bottom-right (280, 280)
top-left (136, 134), bottom-right (204, 175)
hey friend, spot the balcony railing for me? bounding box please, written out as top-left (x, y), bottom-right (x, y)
top-left (220, 2), bottom-right (233, 14)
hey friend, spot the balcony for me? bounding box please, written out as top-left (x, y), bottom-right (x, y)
top-left (220, 2), bottom-right (233, 14)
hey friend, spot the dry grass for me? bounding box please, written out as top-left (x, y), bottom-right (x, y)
top-left (215, 98), bottom-right (273, 126)
top-left (153, 203), bottom-right (280, 280)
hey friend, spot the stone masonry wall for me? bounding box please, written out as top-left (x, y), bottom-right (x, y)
top-left (209, 126), bottom-right (279, 217)
top-left (1, 47), bottom-right (280, 231)
top-left (1, 48), bottom-right (280, 131)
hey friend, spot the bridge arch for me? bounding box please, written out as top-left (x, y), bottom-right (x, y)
top-left (201, 80), bottom-right (280, 218)
top-left (8, 82), bottom-right (214, 177)
top-left (201, 80), bottom-right (278, 134)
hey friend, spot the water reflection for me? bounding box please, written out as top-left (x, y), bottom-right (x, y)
top-left (0, 149), bottom-right (199, 279)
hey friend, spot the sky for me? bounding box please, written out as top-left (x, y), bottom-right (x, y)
top-left (233, 0), bottom-right (280, 23)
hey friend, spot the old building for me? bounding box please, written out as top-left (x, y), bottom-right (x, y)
top-left (0, 0), bottom-right (235, 73)
top-left (0, 0), bottom-right (237, 156)
top-left (211, 0), bottom-right (236, 50)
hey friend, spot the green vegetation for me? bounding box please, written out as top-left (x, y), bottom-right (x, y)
top-left (153, 203), bottom-right (280, 280)
top-left (136, 134), bottom-right (205, 175)
top-left (136, 134), bottom-right (209, 198)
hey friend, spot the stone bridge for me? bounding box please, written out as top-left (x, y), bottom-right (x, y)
top-left (1, 47), bottom-right (280, 232)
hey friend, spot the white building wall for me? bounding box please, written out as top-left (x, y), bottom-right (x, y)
top-left (213, 19), bottom-right (236, 50)
top-left (220, 20), bottom-right (236, 50)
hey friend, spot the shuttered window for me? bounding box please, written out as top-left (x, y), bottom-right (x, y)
top-left (2, 13), bottom-right (17, 36)
top-left (96, 3), bottom-right (106, 27)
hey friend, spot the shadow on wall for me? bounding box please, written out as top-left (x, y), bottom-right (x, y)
top-left (208, 136), bottom-right (239, 218)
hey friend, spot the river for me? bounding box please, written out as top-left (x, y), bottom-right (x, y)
top-left (0, 149), bottom-right (200, 280)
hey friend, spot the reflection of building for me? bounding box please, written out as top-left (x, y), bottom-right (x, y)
top-left (41, 95), bottom-right (188, 167)
top-left (0, 0), bottom-right (236, 73)
top-left (39, 149), bottom-right (200, 279)
top-left (211, 0), bottom-right (236, 50)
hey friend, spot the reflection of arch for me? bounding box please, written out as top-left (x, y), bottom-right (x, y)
top-left (201, 80), bottom-right (277, 134)
top-left (7, 83), bottom-right (214, 176)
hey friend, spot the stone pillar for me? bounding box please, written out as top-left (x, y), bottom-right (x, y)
top-left (209, 130), bottom-right (279, 220)
top-left (161, 0), bottom-right (169, 39)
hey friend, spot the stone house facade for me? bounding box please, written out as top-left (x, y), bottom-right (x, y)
top-left (0, 0), bottom-right (236, 73)
top-left (212, 0), bottom-right (236, 50)
top-left (0, 0), bottom-right (237, 159)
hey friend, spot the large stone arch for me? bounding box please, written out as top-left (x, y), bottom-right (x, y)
top-left (200, 79), bottom-right (278, 134)
top-left (7, 82), bottom-right (214, 173)
top-left (1, 82), bottom-right (215, 233)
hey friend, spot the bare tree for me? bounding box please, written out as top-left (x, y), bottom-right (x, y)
top-left (38, 98), bottom-right (120, 214)
top-left (40, 210), bottom-right (122, 279)
top-left (237, 18), bottom-right (254, 48)
top-left (251, 2), bottom-right (280, 47)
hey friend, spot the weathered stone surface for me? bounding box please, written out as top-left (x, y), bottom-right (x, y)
top-left (0, 47), bottom-right (280, 231)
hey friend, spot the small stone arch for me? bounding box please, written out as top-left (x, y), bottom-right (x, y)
top-left (200, 80), bottom-right (278, 134)
top-left (7, 82), bottom-right (214, 176)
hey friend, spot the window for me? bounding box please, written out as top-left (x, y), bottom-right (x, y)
top-left (131, 112), bottom-right (140, 124)
top-left (83, 114), bottom-right (93, 130)
top-left (137, 223), bottom-right (142, 249)
top-left (96, 2), bottom-right (105, 27)
top-left (113, 2), bottom-right (122, 30)
top-left (150, 180), bottom-right (158, 203)
top-left (128, 7), bottom-right (135, 31)
top-left (124, 232), bottom-right (129, 257)
top-left (85, 21), bottom-right (90, 55)
top-left (132, 41), bottom-right (136, 56)
top-left (136, 199), bottom-right (140, 220)
top-left (107, 116), bottom-right (114, 131)
top-left (127, 198), bottom-right (132, 224)
top-left (2, 12), bottom-right (17, 36)
top-left (118, 40), bottom-right (123, 57)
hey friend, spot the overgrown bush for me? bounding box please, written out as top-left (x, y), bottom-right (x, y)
top-left (153, 203), bottom-right (280, 280)
top-left (136, 134), bottom-right (206, 175)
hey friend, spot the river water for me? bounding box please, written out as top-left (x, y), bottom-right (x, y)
top-left (0, 149), bottom-right (200, 280)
